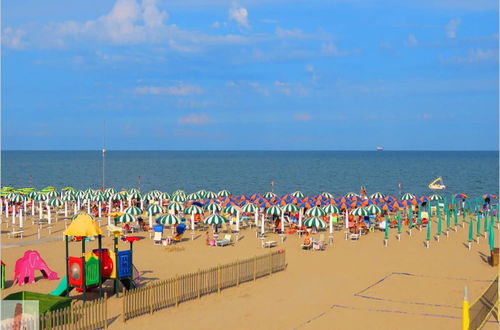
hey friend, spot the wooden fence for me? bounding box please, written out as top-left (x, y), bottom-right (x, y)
top-left (39, 293), bottom-right (108, 330)
top-left (123, 250), bottom-right (287, 322)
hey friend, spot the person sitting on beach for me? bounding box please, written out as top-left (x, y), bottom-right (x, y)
top-left (303, 232), bottom-right (311, 246)
top-left (205, 231), bottom-right (210, 245)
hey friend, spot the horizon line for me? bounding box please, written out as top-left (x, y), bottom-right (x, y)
top-left (1, 149), bottom-right (499, 152)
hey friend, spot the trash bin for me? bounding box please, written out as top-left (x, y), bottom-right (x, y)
top-left (490, 248), bottom-right (499, 266)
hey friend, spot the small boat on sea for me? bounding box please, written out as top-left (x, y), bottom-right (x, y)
top-left (376, 147), bottom-right (384, 151)
top-left (429, 177), bottom-right (447, 190)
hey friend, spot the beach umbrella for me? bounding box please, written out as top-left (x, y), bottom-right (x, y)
top-left (184, 204), bottom-right (203, 215)
top-left (482, 194), bottom-right (497, 200)
top-left (291, 191), bottom-right (305, 198)
top-left (61, 193), bottom-right (76, 201)
top-left (172, 194), bottom-right (186, 202)
top-left (263, 192), bottom-right (277, 199)
top-left (242, 203), bottom-right (257, 213)
top-left (282, 203), bottom-right (299, 213)
top-left (159, 192), bottom-right (171, 202)
top-left (115, 214), bottom-right (136, 223)
top-left (319, 192), bottom-right (333, 199)
top-left (429, 194), bottom-right (443, 201)
top-left (454, 193), bottom-right (469, 199)
top-left (10, 194), bottom-right (25, 203)
top-left (105, 187), bottom-right (117, 194)
top-left (305, 206), bottom-right (326, 217)
top-left (204, 214), bottom-right (228, 226)
top-left (47, 198), bottom-right (63, 207)
top-left (370, 192), bottom-right (385, 199)
top-left (401, 193), bottom-right (415, 201)
top-left (156, 214), bottom-right (181, 225)
top-left (26, 191), bottom-right (38, 199)
top-left (112, 192), bottom-right (126, 201)
top-left (303, 217), bottom-right (326, 228)
top-left (265, 205), bottom-right (283, 216)
top-left (366, 204), bottom-right (383, 214)
top-left (146, 204), bottom-right (164, 215)
top-left (205, 202), bottom-right (222, 213)
top-left (350, 207), bottom-right (369, 216)
top-left (186, 192), bottom-right (201, 200)
top-left (217, 190), bottom-right (231, 197)
top-left (128, 188), bottom-right (140, 195)
top-left (124, 206), bottom-right (143, 215)
top-left (128, 192), bottom-right (142, 200)
top-left (323, 204), bottom-right (340, 214)
top-left (101, 191), bottom-right (112, 199)
top-left (344, 192), bottom-right (357, 198)
top-left (173, 189), bottom-right (186, 195)
top-left (204, 191), bottom-right (217, 199)
top-left (223, 204), bottom-right (238, 215)
top-left (168, 202), bottom-right (184, 213)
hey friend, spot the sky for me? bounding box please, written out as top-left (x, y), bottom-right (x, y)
top-left (1, 0), bottom-right (499, 150)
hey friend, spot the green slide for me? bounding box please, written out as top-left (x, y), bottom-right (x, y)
top-left (50, 276), bottom-right (73, 296)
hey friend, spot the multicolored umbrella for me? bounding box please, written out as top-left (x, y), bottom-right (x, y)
top-left (303, 217), bottom-right (326, 228)
top-left (156, 214), bottom-right (181, 225)
top-left (204, 214), bottom-right (228, 225)
top-left (454, 193), bottom-right (469, 199)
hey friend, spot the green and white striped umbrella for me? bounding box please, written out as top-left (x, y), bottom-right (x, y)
top-left (401, 193), bottom-right (416, 201)
top-left (167, 202), bottom-right (184, 212)
top-left (186, 192), bottom-right (201, 200)
top-left (321, 192), bottom-right (334, 198)
top-left (10, 194), bottom-right (25, 203)
top-left (344, 192), bottom-right (358, 198)
top-left (115, 214), bottom-right (136, 223)
top-left (76, 191), bottom-right (85, 199)
top-left (92, 194), bottom-right (106, 202)
top-left (105, 187), bottom-right (117, 194)
top-left (82, 192), bottom-right (93, 201)
top-left (303, 217), bottom-right (326, 228)
top-left (366, 204), bottom-right (383, 214)
top-left (217, 190), bottom-right (231, 197)
top-left (291, 191), bottom-right (305, 198)
top-left (263, 192), bottom-right (277, 199)
top-left (204, 191), bottom-right (217, 199)
top-left (197, 189), bottom-right (207, 198)
top-left (112, 193), bottom-right (126, 201)
top-left (205, 202), bottom-right (222, 213)
top-left (429, 194), bottom-right (443, 201)
top-left (173, 189), bottom-right (186, 196)
top-left (204, 214), bottom-right (228, 225)
top-left (265, 205), bottom-right (283, 216)
top-left (124, 206), bottom-right (143, 215)
top-left (159, 192), bottom-right (171, 200)
top-left (146, 204), bottom-right (165, 215)
top-left (369, 192), bottom-right (385, 199)
top-left (128, 188), bottom-right (140, 195)
top-left (350, 207), bottom-right (369, 216)
top-left (156, 214), bottom-right (181, 225)
top-left (84, 188), bottom-right (94, 194)
top-left (223, 204), bottom-right (239, 215)
top-left (184, 205), bottom-right (204, 215)
top-left (242, 203), bottom-right (258, 213)
top-left (148, 190), bottom-right (161, 197)
top-left (128, 192), bottom-right (142, 200)
top-left (48, 198), bottom-right (64, 207)
top-left (101, 191), bottom-right (112, 199)
top-left (282, 203), bottom-right (299, 213)
top-left (171, 194), bottom-right (186, 203)
top-left (142, 192), bottom-right (157, 201)
top-left (6, 192), bottom-right (19, 200)
top-left (323, 204), bottom-right (340, 214)
top-left (27, 191), bottom-right (38, 199)
top-left (306, 206), bottom-right (326, 217)
top-left (35, 193), bottom-right (48, 201)
top-left (62, 193), bottom-right (76, 201)
top-left (46, 191), bottom-right (58, 198)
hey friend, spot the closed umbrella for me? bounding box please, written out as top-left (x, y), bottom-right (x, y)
top-left (488, 218), bottom-right (494, 251)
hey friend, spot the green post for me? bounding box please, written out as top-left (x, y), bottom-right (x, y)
top-left (98, 235), bottom-right (102, 298)
top-left (468, 216), bottom-right (474, 242)
top-left (488, 219), bottom-right (494, 251)
top-left (384, 215), bottom-right (389, 240)
top-left (426, 215), bottom-right (431, 242)
top-left (65, 235), bottom-right (70, 297)
top-left (446, 209), bottom-right (450, 232)
top-left (82, 237), bottom-right (86, 303)
top-left (476, 212), bottom-right (481, 237)
top-left (437, 211), bottom-right (442, 236)
top-left (397, 213), bottom-right (401, 235)
top-left (114, 235), bottom-right (118, 296)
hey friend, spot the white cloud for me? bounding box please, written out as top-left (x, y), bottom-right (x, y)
top-left (275, 81), bottom-right (291, 95)
top-left (1, 27), bottom-right (25, 49)
top-left (446, 18), bottom-right (461, 38)
top-left (321, 42), bottom-right (354, 56)
top-left (306, 64), bottom-right (315, 73)
top-left (406, 34), bottom-right (418, 46)
top-left (442, 48), bottom-right (498, 64)
top-left (275, 27), bottom-right (308, 39)
top-left (293, 113), bottom-right (311, 121)
top-left (177, 114), bottom-right (211, 125)
top-left (228, 4), bottom-right (250, 28)
top-left (134, 84), bottom-right (202, 95)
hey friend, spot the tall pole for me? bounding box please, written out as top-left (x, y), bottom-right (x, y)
top-left (102, 121), bottom-right (106, 190)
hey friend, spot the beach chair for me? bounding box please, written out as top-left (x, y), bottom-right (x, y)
top-left (153, 231), bottom-right (163, 245)
top-left (350, 233), bottom-right (360, 241)
top-left (7, 229), bottom-right (24, 239)
top-left (216, 234), bottom-right (232, 246)
top-left (313, 234), bottom-right (326, 251)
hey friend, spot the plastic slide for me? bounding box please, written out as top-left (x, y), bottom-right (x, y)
top-left (50, 276), bottom-right (73, 296)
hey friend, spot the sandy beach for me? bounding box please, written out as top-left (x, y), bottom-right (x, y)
top-left (1, 211), bottom-right (498, 329)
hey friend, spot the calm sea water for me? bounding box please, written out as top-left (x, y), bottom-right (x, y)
top-left (1, 151), bottom-right (498, 198)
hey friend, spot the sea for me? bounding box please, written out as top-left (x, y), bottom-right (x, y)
top-left (1, 151), bottom-right (498, 199)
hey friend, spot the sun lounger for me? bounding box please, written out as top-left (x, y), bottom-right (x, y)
top-left (262, 240), bottom-right (277, 248)
top-left (153, 231), bottom-right (163, 245)
top-left (216, 234), bottom-right (232, 246)
top-left (8, 230), bottom-right (24, 238)
top-left (350, 233), bottom-right (360, 241)
top-left (313, 234), bottom-right (326, 250)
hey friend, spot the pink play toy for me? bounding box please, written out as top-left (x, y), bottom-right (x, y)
top-left (13, 250), bottom-right (58, 286)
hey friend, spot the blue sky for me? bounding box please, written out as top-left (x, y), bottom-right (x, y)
top-left (2, 0), bottom-right (498, 150)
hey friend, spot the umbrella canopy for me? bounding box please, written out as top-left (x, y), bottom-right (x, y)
top-left (303, 217), bottom-right (326, 228)
top-left (115, 214), bottom-right (136, 223)
top-left (305, 206), bottom-right (326, 217)
top-left (184, 204), bottom-right (204, 215)
top-left (204, 191), bottom-right (217, 199)
top-left (265, 205), bottom-right (283, 216)
top-left (454, 193), bottom-right (469, 199)
top-left (369, 192), bottom-right (385, 199)
top-left (223, 204), bottom-right (239, 215)
top-left (323, 204), bottom-right (340, 214)
top-left (291, 191), bottom-right (305, 198)
top-left (320, 192), bottom-right (334, 198)
top-left (242, 203), bottom-right (258, 213)
top-left (217, 190), bottom-right (231, 197)
top-left (27, 191), bottom-right (38, 199)
top-left (46, 191), bottom-right (58, 198)
top-left (429, 194), bottom-right (443, 201)
top-left (401, 193), bottom-right (416, 201)
top-left (64, 213), bottom-right (103, 236)
top-left (350, 207), bottom-right (369, 216)
top-left (483, 194), bottom-right (497, 199)
top-left (167, 202), bottom-right (184, 212)
top-left (112, 193), bottom-right (126, 201)
top-left (186, 192), bottom-right (201, 200)
top-left (124, 206), bottom-right (143, 215)
top-left (344, 192), bottom-right (357, 198)
top-left (35, 193), bottom-right (48, 201)
top-left (105, 188), bottom-right (117, 194)
top-left (366, 204), bottom-right (383, 214)
top-left (282, 203), bottom-right (299, 213)
top-left (205, 202), bottom-right (222, 213)
top-left (172, 194), bottom-right (186, 202)
top-left (128, 188), bottom-right (140, 195)
top-left (62, 193), bottom-right (76, 201)
top-left (263, 192), bottom-right (277, 199)
top-left (204, 214), bottom-right (228, 225)
top-left (92, 194), bottom-right (106, 202)
top-left (156, 214), bottom-right (181, 225)
top-left (159, 192), bottom-right (171, 200)
top-left (47, 198), bottom-right (63, 207)
top-left (146, 204), bottom-right (165, 215)
top-left (9, 194), bottom-right (25, 203)
top-left (128, 192), bottom-right (142, 200)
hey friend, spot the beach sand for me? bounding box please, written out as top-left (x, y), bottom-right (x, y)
top-left (1, 215), bottom-right (498, 329)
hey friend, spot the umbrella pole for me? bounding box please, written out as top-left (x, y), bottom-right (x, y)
top-left (191, 214), bottom-right (195, 240)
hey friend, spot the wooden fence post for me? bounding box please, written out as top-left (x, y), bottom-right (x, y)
top-left (197, 269), bottom-right (201, 299)
top-left (236, 260), bottom-right (240, 287)
top-left (104, 292), bottom-right (108, 329)
top-left (253, 256), bottom-right (257, 281)
top-left (123, 289), bottom-right (127, 323)
top-left (269, 251), bottom-right (272, 275)
top-left (217, 264), bottom-right (221, 293)
top-left (175, 275), bottom-right (180, 307)
top-left (149, 285), bottom-right (154, 314)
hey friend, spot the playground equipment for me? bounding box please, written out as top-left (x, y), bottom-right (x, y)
top-left (13, 250), bottom-right (58, 286)
top-left (50, 213), bottom-right (140, 301)
top-left (1, 261), bottom-right (5, 289)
